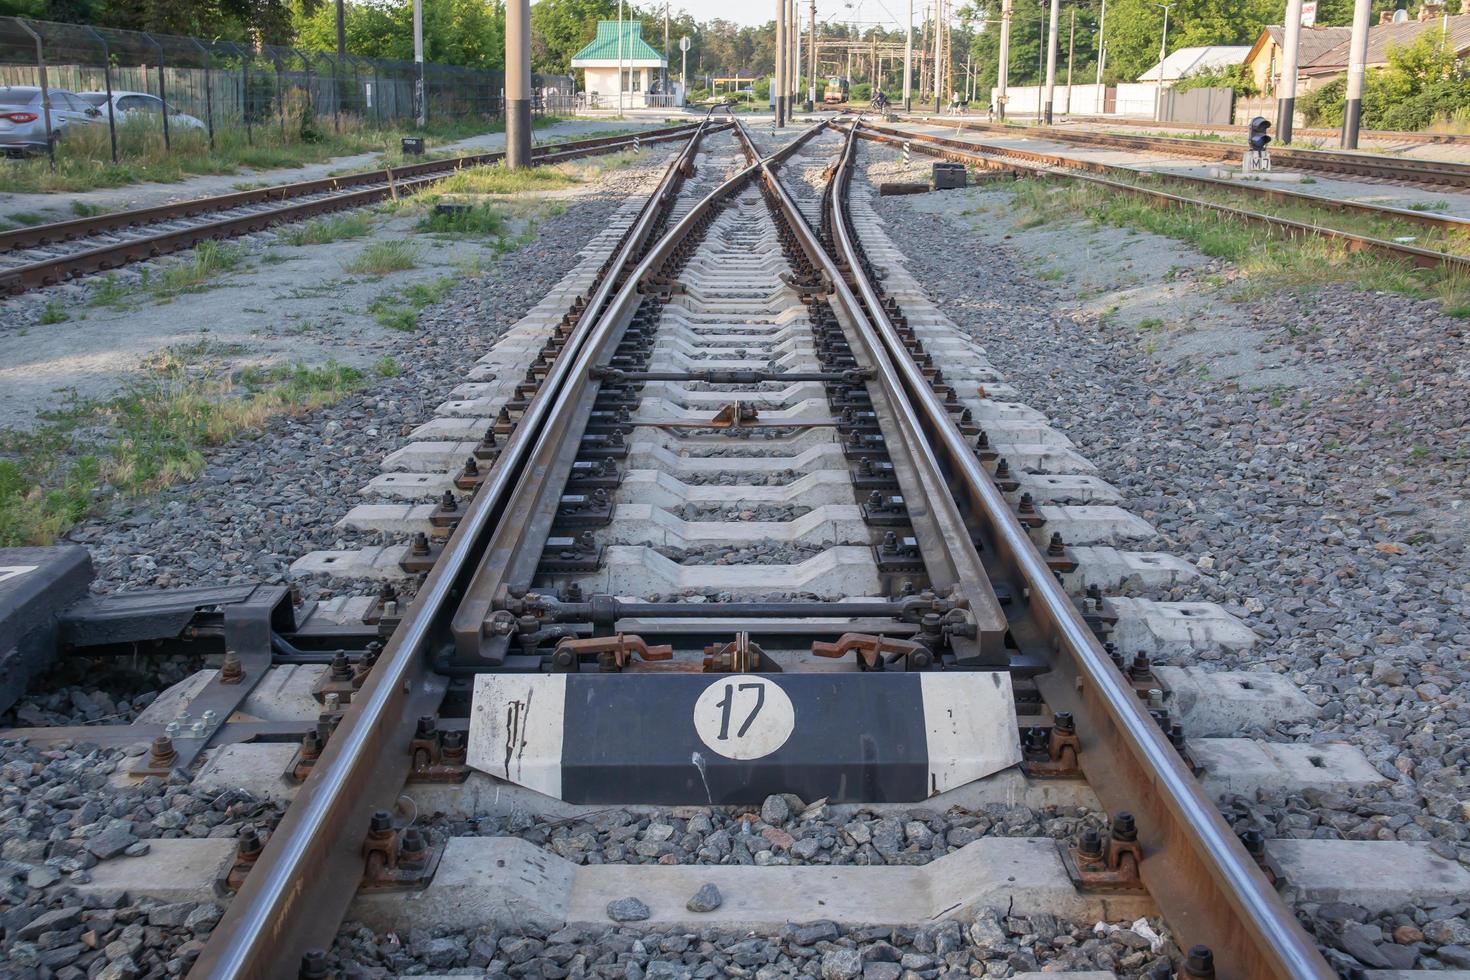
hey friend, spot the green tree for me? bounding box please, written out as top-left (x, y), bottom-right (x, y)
top-left (529, 0), bottom-right (619, 74)
top-left (1091, 0), bottom-right (1276, 83)
top-left (295, 0), bottom-right (505, 70)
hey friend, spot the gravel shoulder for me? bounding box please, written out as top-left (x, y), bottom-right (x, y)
top-left (869, 148), bottom-right (1470, 861)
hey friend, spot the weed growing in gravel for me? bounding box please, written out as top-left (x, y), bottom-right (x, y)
top-left (374, 357), bottom-right (402, 377)
top-left (367, 275), bottom-right (456, 331)
top-left (344, 240), bottom-right (418, 274)
top-left (0, 351), bottom-right (371, 546)
top-left (69, 201), bottom-right (107, 218)
top-left (7, 211), bottom-right (46, 226)
top-left (278, 212), bottom-right (376, 246)
top-left (151, 241), bottom-right (247, 297)
top-left (37, 301), bottom-right (68, 324)
top-left (1006, 177), bottom-right (1470, 315)
top-left (417, 202), bottom-right (506, 236)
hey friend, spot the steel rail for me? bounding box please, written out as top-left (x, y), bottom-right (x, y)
top-left (0, 125), bottom-right (708, 296)
top-left (0, 122), bottom-right (703, 254)
top-left (822, 122), bottom-right (1335, 979)
top-left (911, 116), bottom-right (1470, 188)
top-left (853, 122), bottom-right (1470, 275)
top-left (1061, 113), bottom-right (1470, 147)
top-left (187, 118), bottom-right (721, 980)
top-left (450, 118), bottom-right (837, 657)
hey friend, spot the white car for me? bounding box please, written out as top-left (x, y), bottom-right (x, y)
top-left (77, 91), bottom-right (206, 130)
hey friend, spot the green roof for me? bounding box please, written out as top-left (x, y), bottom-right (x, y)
top-left (570, 21), bottom-right (666, 64)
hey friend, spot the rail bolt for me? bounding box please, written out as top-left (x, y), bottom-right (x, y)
top-left (1077, 828), bottom-right (1104, 863)
top-left (1183, 944), bottom-right (1216, 979)
top-left (149, 735), bottom-right (177, 769)
top-left (1110, 812), bottom-right (1138, 843)
top-left (416, 716), bottom-right (437, 738)
top-left (220, 650), bottom-right (244, 684)
top-left (299, 948), bottom-right (330, 979)
top-left (1053, 711), bottom-right (1075, 735)
top-left (369, 810), bottom-right (394, 835)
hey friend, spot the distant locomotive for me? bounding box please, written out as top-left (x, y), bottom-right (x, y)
top-left (823, 76), bottom-right (849, 104)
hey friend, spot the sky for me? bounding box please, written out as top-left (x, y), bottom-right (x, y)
top-left (645, 0), bottom-right (917, 31)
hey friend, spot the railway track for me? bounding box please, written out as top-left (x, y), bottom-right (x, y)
top-left (1062, 113), bottom-right (1470, 148)
top-left (3, 114), bottom-right (1467, 980)
top-left (912, 116), bottom-right (1470, 190)
top-left (858, 119), bottom-right (1470, 273)
top-left (0, 122), bottom-right (705, 297)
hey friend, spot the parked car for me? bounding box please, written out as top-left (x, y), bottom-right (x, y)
top-left (0, 86), bottom-right (104, 156)
top-left (78, 91), bottom-right (206, 130)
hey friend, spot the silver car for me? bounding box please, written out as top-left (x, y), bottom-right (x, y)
top-left (0, 86), bottom-right (103, 156)
top-left (78, 90), bottom-right (207, 130)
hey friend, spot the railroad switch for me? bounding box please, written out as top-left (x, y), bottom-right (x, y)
top-left (1062, 813), bottom-right (1145, 892)
top-left (1019, 712), bottom-right (1083, 778)
top-left (704, 631), bottom-right (779, 673)
top-left (360, 811), bottom-right (443, 891)
top-left (550, 633), bottom-right (673, 672)
top-left (811, 631), bottom-right (933, 671)
top-left (216, 826), bottom-right (266, 895)
top-left (407, 716), bottom-right (470, 782)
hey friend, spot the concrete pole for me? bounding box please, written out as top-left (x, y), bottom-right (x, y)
top-left (996, 0), bottom-right (1012, 119)
top-left (904, 0), bottom-right (913, 110)
top-left (618, 0), bottom-right (625, 114)
top-left (933, 0), bottom-right (942, 112)
top-left (775, 0), bottom-right (786, 125)
top-left (810, 0), bottom-right (818, 105)
top-left (1278, 0), bottom-right (1304, 142)
top-left (1095, 0), bottom-right (1106, 88)
top-left (412, 0), bottom-right (425, 126)
top-left (505, 0), bottom-right (531, 168)
top-left (1154, 3), bottom-right (1170, 122)
top-left (336, 0), bottom-right (346, 59)
top-left (790, 0), bottom-right (799, 110)
top-left (1043, 0), bottom-right (1059, 122)
top-left (1065, 6), bottom-right (1075, 113)
top-left (1342, 0), bottom-right (1370, 148)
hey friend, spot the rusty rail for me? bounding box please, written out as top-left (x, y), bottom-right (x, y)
top-left (818, 121), bottom-right (1336, 979)
top-left (855, 121), bottom-right (1470, 275)
top-left (0, 122), bottom-right (706, 296)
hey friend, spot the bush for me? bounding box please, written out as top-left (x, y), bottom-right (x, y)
top-left (1300, 31), bottom-right (1470, 131)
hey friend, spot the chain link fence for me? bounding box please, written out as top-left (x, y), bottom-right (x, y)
top-left (0, 16), bottom-right (575, 163)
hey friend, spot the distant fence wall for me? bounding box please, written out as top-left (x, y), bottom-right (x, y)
top-left (1159, 86), bottom-right (1234, 126)
top-left (0, 16), bottom-right (575, 151)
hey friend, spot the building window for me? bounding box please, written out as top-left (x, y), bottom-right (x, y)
top-left (622, 68), bottom-right (641, 92)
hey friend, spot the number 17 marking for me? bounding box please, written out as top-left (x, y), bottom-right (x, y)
top-left (714, 682), bottom-right (765, 740)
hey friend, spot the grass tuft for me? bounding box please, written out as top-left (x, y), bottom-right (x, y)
top-left (344, 240), bottom-right (419, 275)
top-left (277, 212), bottom-right (376, 246)
top-left (0, 348), bottom-right (369, 547)
top-left (418, 202), bottom-right (506, 236)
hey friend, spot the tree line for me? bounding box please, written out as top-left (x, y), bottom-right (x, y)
top-left (0, 0), bottom-right (1460, 83)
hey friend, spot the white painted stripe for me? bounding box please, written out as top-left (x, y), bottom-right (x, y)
top-left (467, 674), bottom-right (567, 799)
top-left (919, 672), bottom-right (1022, 794)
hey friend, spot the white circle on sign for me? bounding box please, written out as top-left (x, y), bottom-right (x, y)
top-left (692, 675), bottom-right (795, 760)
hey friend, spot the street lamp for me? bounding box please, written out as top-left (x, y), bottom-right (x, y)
top-left (1154, 2), bottom-right (1173, 121)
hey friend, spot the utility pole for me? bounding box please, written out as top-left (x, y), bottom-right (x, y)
top-left (1342, 0), bottom-right (1370, 148)
top-left (904, 0), bottom-right (913, 110)
top-left (1065, 7), bottom-right (1075, 114)
top-left (790, 0), bottom-right (799, 113)
top-left (505, 0), bottom-right (531, 167)
top-left (1277, 0), bottom-right (1304, 143)
top-left (618, 0), bottom-right (625, 113)
top-left (412, 0), bottom-right (425, 126)
top-left (809, 0), bottom-right (818, 107)
top-left (1154, 2), bottom-right (1172, 122)
top-left (335, 0), bottom-right (346, 59)
top-left (996, 0), bottom-right (1012, 118)
top-left (933, 0), bottom-right (942, 112)
top-left (1043, 0), bottom-right (1059, 123)
top-left (1095, 0), bottom-right (1106, 88)
top-left (775, 0), bottom-right (786, 125)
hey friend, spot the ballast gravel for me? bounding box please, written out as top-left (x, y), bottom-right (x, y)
top-left (864, 145), bottom-right (1470, 970)
top-left (59, 154), bottom-right (672, 599)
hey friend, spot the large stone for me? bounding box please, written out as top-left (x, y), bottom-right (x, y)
top-left (606, 897), bottom-right (651, 922)
top-left (686, 883), bottom-right (723, 913)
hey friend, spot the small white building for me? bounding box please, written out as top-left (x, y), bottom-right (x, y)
top-left (571, 20), bottom-right (683, 109)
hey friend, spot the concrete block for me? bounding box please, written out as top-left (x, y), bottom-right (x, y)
top-left (572, 545), bottom-right (883, 599)
top-left (139, 665), bottom-right (327, 724)
top-left (352, 836), bottom-right (1154, 936)
top-left (619, 469), bottom-right (861, 508)
top-left (408, 417), bottom-right (492, 440)
top-left (987, 445), bottom-right (1100, 475)
top-left (1108, 599), bottom-right (1258, 658)
top-left (362, 472), bottom-right (457, 500)
top-left (1033, 506), bottom-right (1156, 545)
top-left (0, 546), bottom-right (92, 716)
top-left (1155, 666), bottom-right (1320, 737)
top-left (75, 839), bottom-right (235, 906)
top-left (1268, 839), bottom-right (1470, 910)
top-left (193, 743), bottom-right (301, 802)
top-left (1194, 739), bottom-right (1389, 797)
top-left (599, 503), bottom-right (871, 548)
top-left (381, 441), bottom-right (480, 473)
top-left (1016, 474), bottom-right (1123, 505)
top-left (1062, 548), bottom-right (1199, 592)
top-left (290, 545), bottom-right (412, 581)
top-left (337, 503), bottom-right (437, 534)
